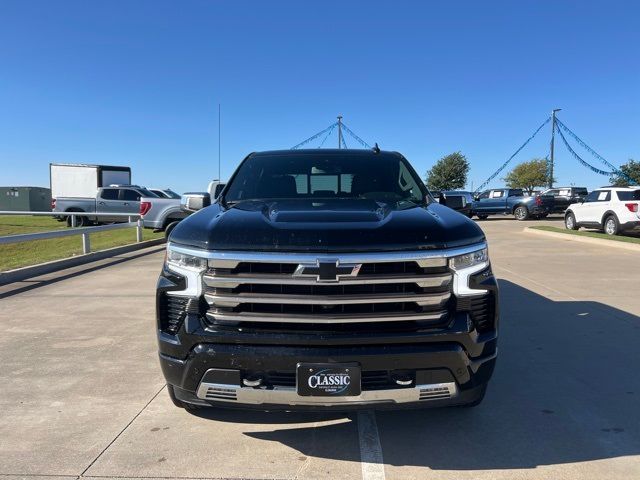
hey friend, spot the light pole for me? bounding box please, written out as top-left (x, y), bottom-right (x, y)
top-left (218, 104), bottom-right (221, 181)
top-left (549, 108), bottom-right (562, 188)
top-left (337, 115), bottom-right (343, 149)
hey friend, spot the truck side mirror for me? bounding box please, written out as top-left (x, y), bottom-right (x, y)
top-left (438, 192), bottom-right (447, 206)
top-left (181, 192), bottom-right (211, 212)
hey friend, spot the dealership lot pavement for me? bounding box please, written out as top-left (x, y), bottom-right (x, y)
top-left (1, 217), bottom-right (639, 480)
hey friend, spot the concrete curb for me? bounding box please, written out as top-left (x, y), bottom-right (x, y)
top-left (524, 227), bottom-right (640, 252)
top-left (0, 238), bottom-right (165, 285)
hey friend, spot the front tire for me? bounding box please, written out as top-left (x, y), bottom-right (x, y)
top-left (458, 384), bottom-right (487, 408)
top-left (164, 220), bottom-right (180, 240)
top-left (565, 212), bottom-right (579, 230)
top-left (514, 206), bottom-right (529, 221)
top-left (604, 215), bottom-right (620, 236)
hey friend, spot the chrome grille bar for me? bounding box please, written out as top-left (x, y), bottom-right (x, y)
top-left (205, 291), bottom-right (451, 308)
top-left (203, 273), bottom-right (452, 289)
top-left (205, 310), bottom-right (448, 324)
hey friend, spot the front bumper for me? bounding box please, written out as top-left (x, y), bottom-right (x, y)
top-left (158, 322), bottom-right (497, 410)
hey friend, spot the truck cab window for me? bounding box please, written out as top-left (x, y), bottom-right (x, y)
top-left (121, 189), bottom-right (142, 201)
top-left (101, 189), bottom-right (119, 200)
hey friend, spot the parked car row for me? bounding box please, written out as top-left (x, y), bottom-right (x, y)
top-left (437, 184), bottom-right (639, 237)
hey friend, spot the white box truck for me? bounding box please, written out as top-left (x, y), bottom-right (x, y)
top-left (50, 163), bottom-right (132, 200)
top-left (50, 163), bottom-right (133, 225)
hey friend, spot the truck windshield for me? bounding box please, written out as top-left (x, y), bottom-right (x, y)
top-left (223, 153), bottom-right (428, 206)
top-left (163, 189), bottom-right (181, 199)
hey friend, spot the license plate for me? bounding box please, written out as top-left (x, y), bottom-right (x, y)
top-left (296, 363), bottom-right (361, 397)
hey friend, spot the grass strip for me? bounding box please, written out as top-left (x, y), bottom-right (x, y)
top-left (529, 225), bottom-right (640, 244)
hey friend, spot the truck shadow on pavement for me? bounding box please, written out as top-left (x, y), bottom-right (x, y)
top-left (224, 280), bottom-right (640, 470)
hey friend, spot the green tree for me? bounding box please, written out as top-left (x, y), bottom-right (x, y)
top-left (609, 159), bottom-right (640, 186)
top-left (425, 152), bottom-right (470, 191)
top-left (503, 158), bottom-right (551, 194)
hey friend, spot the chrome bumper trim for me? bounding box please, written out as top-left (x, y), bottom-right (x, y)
top-left (204, 291), bottom-right (451, 308)
top-left (205, 310), bottom-right (447, 324)
top-left (196, 381), bottom-right (458, 406)
top-left (202, 273), bottom-right (452, 289)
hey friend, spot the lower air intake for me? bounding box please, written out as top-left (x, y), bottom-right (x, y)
top-left (418, 382), bottom-right (457, 401)
top-left (202, 385), bottom-right (238, 401)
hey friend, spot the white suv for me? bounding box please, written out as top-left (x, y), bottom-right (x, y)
top-left (565, 187), bottom-right (640, 235)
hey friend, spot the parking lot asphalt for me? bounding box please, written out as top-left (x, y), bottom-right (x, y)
top-left (1, 216), bottom-right (639, 480)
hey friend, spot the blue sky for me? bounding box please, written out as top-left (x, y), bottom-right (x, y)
top-left (1, 0), bottom-right (638, 193)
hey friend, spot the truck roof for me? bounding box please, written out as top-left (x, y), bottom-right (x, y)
top-left (50, 163), bottom-right (130, 170)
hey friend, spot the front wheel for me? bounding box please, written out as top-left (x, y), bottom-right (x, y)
top-left (164, 220), bottom-right (180, 240)
top-left (514, 206), bottom-right (529, 221)
top-left (458, 384), bottom-right (487, 408)
top-left (565, 212), bottom-right (579, 230)
top-left (604, 215), bottom-right (620, 236)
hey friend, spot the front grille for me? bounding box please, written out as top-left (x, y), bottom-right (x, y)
top-left (202, 255), bottom-right (454, 332)
top-left (158, 294), bottom-right (189, 334)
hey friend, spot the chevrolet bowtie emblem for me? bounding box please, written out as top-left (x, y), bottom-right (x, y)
top-left (293, 259), bottom-right (362, 283)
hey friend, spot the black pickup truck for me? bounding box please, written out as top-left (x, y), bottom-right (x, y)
top-left (472, 188), bottom-right (553, 220)
top-left (157, 149), bottom-right (498, 411)
top-left (540, 186), bottom-right (589, 213)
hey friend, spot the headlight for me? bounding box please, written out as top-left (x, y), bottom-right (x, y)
top-left (449, 247), bottom-right (488, 270)
top-left (166, 248), bottom-right (208, 272)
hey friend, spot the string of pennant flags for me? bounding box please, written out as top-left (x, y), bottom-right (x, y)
top-left (291, 115), bottom-right (636, 189)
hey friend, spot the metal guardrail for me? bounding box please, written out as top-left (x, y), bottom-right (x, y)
top-left (0, 211), bottom-right (144, 254)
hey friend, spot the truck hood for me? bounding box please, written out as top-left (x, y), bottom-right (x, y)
top-left (170, 199), bottom-right (485, 252)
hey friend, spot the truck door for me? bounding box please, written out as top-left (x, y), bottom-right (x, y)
top-left (96, 188), bottom-right (123, 222)
top-left (473, 191), bottom-right (490, 214)
top-left (119, 189), bottom-right (145, 218)
top-left (484, 189), bottom-right (507, 213)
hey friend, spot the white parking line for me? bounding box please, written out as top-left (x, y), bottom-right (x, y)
top-left (357, 410), bottom-right (385, 480)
